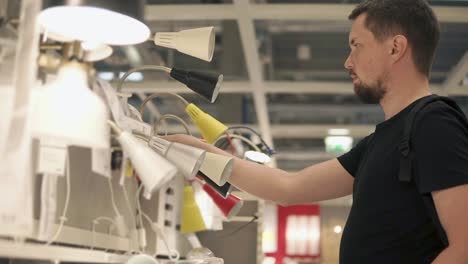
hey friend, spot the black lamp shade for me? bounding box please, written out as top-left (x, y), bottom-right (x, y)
top-left (43, 0), bottom-right (145, 21)
top-left (170, 68), bottom-right (223, 103)
top-left (197, 171), bottom-right (232, 198)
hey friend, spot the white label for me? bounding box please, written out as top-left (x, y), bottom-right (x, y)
top-left (92, 148), bottom-right (111, 178)
top-left (37, 143), bottom-right (67, 176)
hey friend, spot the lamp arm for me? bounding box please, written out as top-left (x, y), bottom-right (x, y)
top-left (214, 133), bottom-right (262, 153)
top-left (227, 126), bottom-right (275, 155)
top-left (139, 92), bottom-right (189, 115)
top-left (107, 120), bottom-right (123, 135)
top-left (116, 65), bottom-right (172, 93)
top-left (154, 114), bottom-right (192, 136)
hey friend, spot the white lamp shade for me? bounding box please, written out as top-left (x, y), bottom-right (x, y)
top-left (154, 27), bottom-right (215, 62)
top-left (39, 6), bottom-right (150, 45)
top-left (199, 152), bottom-right (233, 186)
top-left (126, 254), bottom-right (159, 264)
top-left (82, 43), bottom-right (113, 62)
top-left (117, 131), bottom-right (177, 196)
top-left (32, 62), bottom-right (109, 149)
top-left (244, 150), bottom-right (271, 164)
top-left (148, 137), bottom-right (206, 181)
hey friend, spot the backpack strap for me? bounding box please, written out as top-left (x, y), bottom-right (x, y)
top-left (398, 94), bottom-right (468, 247)
top-left (398, 95), bottom-right (467, 182)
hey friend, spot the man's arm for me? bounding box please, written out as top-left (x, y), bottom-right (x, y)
top-left (431, 184), bottom-right (468, 264)
top-left (163, 134), bottom-right (354, 205)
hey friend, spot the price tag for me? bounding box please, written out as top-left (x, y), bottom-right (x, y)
top-left (123, 117), bottom-right (152, 136)
top-left (92, 148), bottom-right (111, 178)
top-left (38, 146), bottom-right (67, 176)
top-left (37, 138), bottom-right (67, 176)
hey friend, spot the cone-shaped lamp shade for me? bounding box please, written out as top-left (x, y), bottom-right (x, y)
top-left (181, 186), bottom-right (206, 234)
top-left (197, 172), bottom-right (232, 198)
top-left (148, 136), bottom-right (206, 180)
top-left (154, 27), bottom-right (215, 62)
top-left (39, 0), bottom-right (149, 45)
top-left (199, 152), bottom-right (233, 186)
top-left (116, 131), bottom-right (178, 196)
top-left (32, 61), bottom-right (109, 149)
top-left (202, 183), bottom-right (244, 219)
top-left (170, 68), bottom-right (223, 103)
top-left (185, 104), bottom-right (227, 143)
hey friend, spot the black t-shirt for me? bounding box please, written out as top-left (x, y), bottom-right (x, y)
top-left (337, 97), bottom-right (468, 264)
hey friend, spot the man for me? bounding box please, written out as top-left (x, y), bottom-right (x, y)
top-left (164, 0), bottom-right (468, 263)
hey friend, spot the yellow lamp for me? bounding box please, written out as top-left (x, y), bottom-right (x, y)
top-left (185, 103), bottom-right (227, 144)
top-left (181, 186), bottom-right (206, 234)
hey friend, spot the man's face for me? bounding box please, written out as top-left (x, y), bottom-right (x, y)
top-left (344, 14), bottom-right (392, 104)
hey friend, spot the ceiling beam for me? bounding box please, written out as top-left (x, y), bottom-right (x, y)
top-left (442, 51), bottom-right (468, 94)
top-left (145, 4), bottom-right (468, 23)
top-left (119, 81), bottom-right (454, 95)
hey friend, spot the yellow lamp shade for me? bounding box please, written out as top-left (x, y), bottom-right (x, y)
top-left (181, 186), bottom-right (206, 234)
top-left (185, 103), bottom-right (227, 144)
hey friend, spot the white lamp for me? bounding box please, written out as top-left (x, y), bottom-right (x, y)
top-left (154, 27), bottom-right (215, 62)
top-left (199, 152), bottom-right (234, 186)
top-left (39, 1), bottom-right (150, 45)
top-left (32, 61), bottom-right (109, 149)
top-left (109, 122), bottom-right (178, 197)
top-left (148, 137), bottom-right (206, 181)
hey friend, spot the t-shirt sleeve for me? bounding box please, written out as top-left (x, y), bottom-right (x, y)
top-left (337, 134), bottom-right (372, 177)
top-left (413, 102), bottom-right (468, 194)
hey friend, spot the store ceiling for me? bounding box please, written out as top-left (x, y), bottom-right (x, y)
top-left (93, 1), bottom-right (468, 173)
top-left (1, 0), bottom-right (466, 173)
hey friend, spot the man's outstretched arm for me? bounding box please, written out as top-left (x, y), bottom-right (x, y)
top-left (163, 134), bottom-right (354, 205)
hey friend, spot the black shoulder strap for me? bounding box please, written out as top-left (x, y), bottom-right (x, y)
top-left (398, 94), bottom-right (468, 247)
top-left (398, 95), bottom-right (467, 182)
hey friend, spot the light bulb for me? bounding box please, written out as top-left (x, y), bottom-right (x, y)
top-left (32, 61), bottom-right (109, 149)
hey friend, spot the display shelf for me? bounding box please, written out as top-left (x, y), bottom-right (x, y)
top-left (0, 239), bottom-right (129, 263)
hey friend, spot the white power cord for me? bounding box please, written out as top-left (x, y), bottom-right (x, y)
top-left (108, 178), bottom-right (129, 237)
top-left (122, 182), bottom-right (139, 253)
top-left (45, 153), bottom-right (71, 246)
top-left (140, 211), bottom-right (180, 261)
top-left (91, 216), bottom-right (117, 251)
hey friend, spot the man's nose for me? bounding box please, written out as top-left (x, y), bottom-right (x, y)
top-left (344, 54), bottom-right (353, 70)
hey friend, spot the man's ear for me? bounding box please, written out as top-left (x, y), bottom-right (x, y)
top-left (389, 35), bottom-right (408, 62)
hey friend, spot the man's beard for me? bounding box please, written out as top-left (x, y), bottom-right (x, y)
top-left (353, 78), bottom-right (386, 104)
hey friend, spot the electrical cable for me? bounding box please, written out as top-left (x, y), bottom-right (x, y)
top-left (140, 211), bottom-right (180, 261)
top-left (91, 217), bottom-right (117, 251)
top-left (135, 184), bottom-right (145, 229)
top-left (217, 215), bottom-right (258, 238)
top-left (45, 153), bottom-right (71, 246)
top-left (224, 132), bottom-right (236, 155)
top-left (131, 184), bottom-right (147, 252)
top-left (108, 178), bottom-right (121, 217)
top-left (122, 183), bottom-right (138, 253)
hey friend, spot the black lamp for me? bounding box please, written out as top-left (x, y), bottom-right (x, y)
top-left (170, 68), bottom-right (223, 103)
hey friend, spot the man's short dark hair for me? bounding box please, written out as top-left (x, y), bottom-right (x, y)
top-left (349, 0), bottom-right (440, 77)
